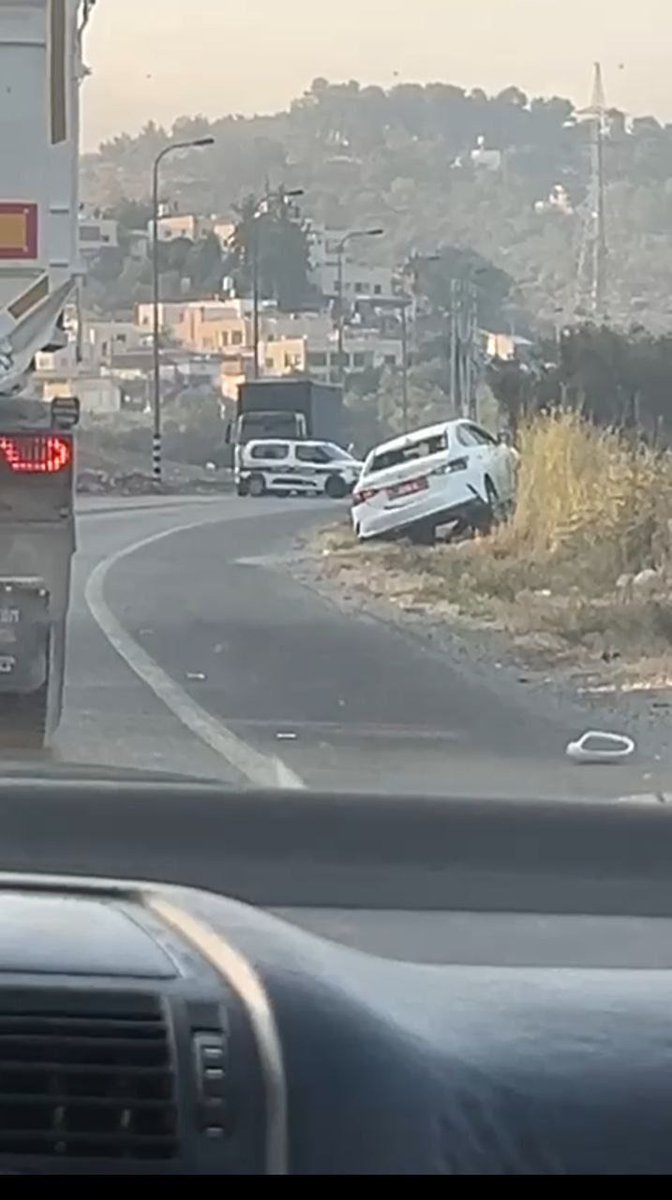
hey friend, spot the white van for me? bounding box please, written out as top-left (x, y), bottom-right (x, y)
top-left (352, 419), bottom-right (518, 542)
top-left (236, 439), bottom-right (364, 499)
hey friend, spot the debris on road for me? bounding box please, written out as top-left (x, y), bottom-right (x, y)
top-left (565, 730), bottom-right (636, 764)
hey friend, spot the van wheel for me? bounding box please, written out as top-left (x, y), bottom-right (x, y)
top-left (325, 474), bottom-right (347, 500)
top-left (248, 473), bottom-right (266, 498)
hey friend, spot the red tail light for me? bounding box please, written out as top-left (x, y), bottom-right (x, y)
top-left (0, 435), bottom-right (72, 474)
top-left (352, 486), bottom-right (380, 507)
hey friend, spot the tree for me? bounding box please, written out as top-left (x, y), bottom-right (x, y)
top-left (226, 191), bottom-right (315, 311)
top-left (81, 77), bottom-right (672, 332)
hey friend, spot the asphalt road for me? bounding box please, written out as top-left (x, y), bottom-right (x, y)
top-left (48, 493), bottom-right (672, 800)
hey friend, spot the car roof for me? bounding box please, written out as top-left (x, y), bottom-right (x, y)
top-left (368, 419), bottom-right (465, 458)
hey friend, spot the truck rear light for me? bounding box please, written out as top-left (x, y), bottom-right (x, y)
top-left (0, 435), bottom-right (72, 474)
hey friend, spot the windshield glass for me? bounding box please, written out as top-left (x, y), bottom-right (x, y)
top-left (4, 0), bottom-right (669, 809)
top-left (324, 444), bottom-right (355, 461)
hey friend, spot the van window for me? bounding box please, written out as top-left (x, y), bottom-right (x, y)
top-left (296, 444), bottom-right (331, 464)
top-left (369, 432), bottom-right (447, 473)
top-left (250, 443), bottom-right (289, 461)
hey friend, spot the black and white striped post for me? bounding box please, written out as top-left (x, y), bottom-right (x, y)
top-left (152, 433), bottom-right (161, 482)
top-left (151, 136), bottom-right (214, 488)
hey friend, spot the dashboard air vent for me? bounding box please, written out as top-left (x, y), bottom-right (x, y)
top-left (0, 989), bottom-right (178, 1160)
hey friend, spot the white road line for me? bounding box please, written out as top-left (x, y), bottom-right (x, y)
top-left (84, 513), bottom-right (306, 790)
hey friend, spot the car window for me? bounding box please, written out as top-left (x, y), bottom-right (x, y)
top-left (250, 443), bottom-right (289, 461)
top-left (296, 444), bottom-right (331, 464)
top-left (466, 424), bottom-right (498, 446)
top-left (370, 432), bottom-right (447, 473)
top-left (455, 425), bottom-right (481, 448)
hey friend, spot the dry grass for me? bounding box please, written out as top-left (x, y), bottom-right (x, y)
top-left (314, 412), bottom-right (672, 673)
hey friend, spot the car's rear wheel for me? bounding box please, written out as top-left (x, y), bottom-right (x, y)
top-left (476, 477), bottom-right (501, 534)
top-left (409, 523), bottom-right (436, 546)
top-left (325, 474), bottom-right (347, 500)
top-left (248, 473), bottom-right (266, 498)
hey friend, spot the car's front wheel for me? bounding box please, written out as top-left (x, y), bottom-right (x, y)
top-left (248, 473), bottom-right (266, 498)
top-left (325, 474), bottom-right (348, 500)
top-left (475, 477), bottom-right (501, 534)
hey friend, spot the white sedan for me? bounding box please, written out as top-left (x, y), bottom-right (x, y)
top-left (352, 419), bottom-right (517, 543)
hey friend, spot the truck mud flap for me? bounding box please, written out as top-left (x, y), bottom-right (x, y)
top-left (0, 582), bottom-right (49, 694)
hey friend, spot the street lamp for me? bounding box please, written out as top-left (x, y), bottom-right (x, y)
top-left (151, 136), bottom-right (214, 483)
top-left (334, 228), bottom-right (383, 384)
top-left (250, 187), bottom-right (303, 378)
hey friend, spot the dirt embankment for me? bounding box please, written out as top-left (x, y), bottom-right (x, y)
top-left (310, 412), bottom-right (672, 701)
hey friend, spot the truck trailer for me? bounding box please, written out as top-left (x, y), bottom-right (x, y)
top-left (0, 0), bottom-right (96, 746)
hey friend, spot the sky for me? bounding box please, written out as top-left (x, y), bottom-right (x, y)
top-left (81, 0), bottom-right (672, 149)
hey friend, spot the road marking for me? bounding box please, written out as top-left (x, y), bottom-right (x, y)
top-left (84, 515), bottom-right (306, 790)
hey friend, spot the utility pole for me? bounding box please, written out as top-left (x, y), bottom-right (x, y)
top-left (250, 186), bottom-right (303, 379)
top-left (449, 278), bottom-right (459, 414)
top-left (399, 300), bottom-right (410, 433)
top-left (151, 137), bottom-right (214, 484)
top-left (575, 62), bottom-right (608, 320)
top-left (334, 228), bottom-right (384, 385)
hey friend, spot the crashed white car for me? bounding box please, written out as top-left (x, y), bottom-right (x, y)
top-left (351, 419), bottom-right (518, 542)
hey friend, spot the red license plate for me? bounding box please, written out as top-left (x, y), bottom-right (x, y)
top-left (387, 476), bottom-right (428, 500)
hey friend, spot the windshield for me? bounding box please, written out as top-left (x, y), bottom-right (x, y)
top-left (4, 0), bottom-right (670, 811)
top-left (323, 444), bottom-right (356, 461)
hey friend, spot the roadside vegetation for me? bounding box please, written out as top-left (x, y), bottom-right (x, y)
top-left (314, 412), bottom-right (672, 684)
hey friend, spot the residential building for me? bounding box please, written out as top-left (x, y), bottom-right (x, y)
top-left (135, 299), bottom-right (333, 357)
top-left (482, 331), bottom-right (533, 361)
top-left (308, 224), bottom-right (396, 305)
top-left (213, 219), bottom-right (235, 250)
top-left (36, 319), bottom-right (145, 375)
top-left (78, 206), bottom-right (119, 255)
top-left (260, 330), bottom-right (403, 383)
top-left (152, 213), bottom-right (214, 243)
top-left (40, 374), bottom-right (123, 415)
top-left (470, 137), bottom-right (503, 171)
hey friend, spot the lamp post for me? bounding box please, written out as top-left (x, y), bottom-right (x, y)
top-left (334, 228), bottom-right (383, 384)
top-left (151, 136), bottom-right (214, 483)
top-left (251, 187), bottom-right (304, 378)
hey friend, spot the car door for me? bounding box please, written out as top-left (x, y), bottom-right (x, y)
top-left (249, 441), bottom-right (290, 486)
top-left (464, 423), bottom-right (513, 500)
top-left (295, 442), bottom-right (331, 491)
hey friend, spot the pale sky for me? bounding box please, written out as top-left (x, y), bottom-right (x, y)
top-left (81, 0), bottom-right (672, 149)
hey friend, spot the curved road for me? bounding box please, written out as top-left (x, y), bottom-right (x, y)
top-left (52, 494), bottom-right (671, 801)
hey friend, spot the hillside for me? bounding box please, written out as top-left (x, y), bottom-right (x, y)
top-left (81, 78), bottom-right (672, 332)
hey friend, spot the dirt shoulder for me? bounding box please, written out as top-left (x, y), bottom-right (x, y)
top-left (293, 517), bottom-right (672, 771)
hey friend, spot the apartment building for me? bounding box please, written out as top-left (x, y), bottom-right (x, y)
top-left (308, 225), bottom-right (397, 305)
top-left (260, 330), bottom-right (403, 383)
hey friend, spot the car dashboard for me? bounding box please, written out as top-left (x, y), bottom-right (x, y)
top-left (1, 780), bottom-right (672, 1173)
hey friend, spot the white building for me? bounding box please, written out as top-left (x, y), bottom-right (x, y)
top-left (261, 329), bottom-right (403, 383)
top-left (308, 225), bottom-right (396, 304)
top-left (78, 207), bottom-right (119, 255)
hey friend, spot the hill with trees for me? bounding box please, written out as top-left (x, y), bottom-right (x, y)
top-left (82, 77), bottom-right (672, 332)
